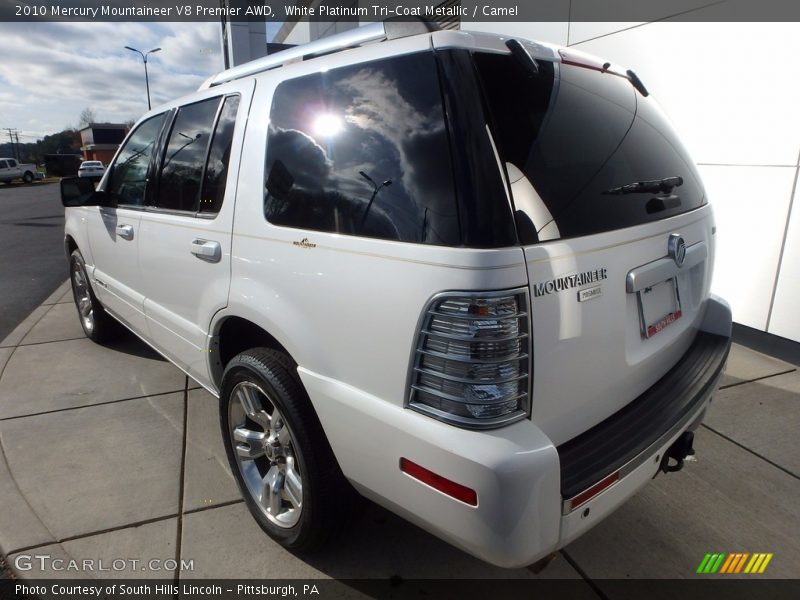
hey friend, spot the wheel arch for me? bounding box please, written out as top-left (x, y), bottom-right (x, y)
top-left (64, 234), bottom-right (78, 258)
top-left (209, 315), bottom-right (296, 391)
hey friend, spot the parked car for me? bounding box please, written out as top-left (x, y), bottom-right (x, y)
top-left (0, 158), bottom-right (43, 184)
top-left (77, 160), bottom-right (105, 179)
top-left (60, 22), bottom-right (732, 569)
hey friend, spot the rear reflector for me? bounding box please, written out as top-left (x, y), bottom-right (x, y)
top-left (568, 470), bottom-right (620, 511)
top-left (400, 458), bottom-right (478, 506)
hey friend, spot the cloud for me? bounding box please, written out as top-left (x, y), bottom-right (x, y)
top-left (0, 22), bottom-right (223, 137)
top-left (334, 66), bottom-right (454, 222)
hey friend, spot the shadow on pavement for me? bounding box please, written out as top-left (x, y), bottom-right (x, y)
top-left (100, 329), bottom-right (168, 362)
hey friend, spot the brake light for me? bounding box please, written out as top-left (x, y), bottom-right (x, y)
top-left (558, 49), bottom-right (610, 73)
top-left (400, 458), bottom-right (478, 506)
top-left (407, 289), bottom-right (530, 428)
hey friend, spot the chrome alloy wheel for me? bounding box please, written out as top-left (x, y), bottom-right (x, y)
top-left (228, 381), bottom-right (303, 528)
top-left (71, 261), bottom-right (94, 334)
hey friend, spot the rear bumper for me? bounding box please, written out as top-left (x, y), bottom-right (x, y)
top-left (300, 295), bottom-right (731, 568)
top-left (558, 328), bottom-right (731, 504)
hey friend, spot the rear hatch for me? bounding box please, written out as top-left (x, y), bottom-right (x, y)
top-left (471, 44), bottom-right (715, 445)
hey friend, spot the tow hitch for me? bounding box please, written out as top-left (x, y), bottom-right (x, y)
top-left (660, 431), bottom-right (696, 473)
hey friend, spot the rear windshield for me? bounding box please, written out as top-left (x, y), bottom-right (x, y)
top-left (473, 51), bottom-right (706, 242)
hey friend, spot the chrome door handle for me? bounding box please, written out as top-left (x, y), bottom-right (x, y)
top-left (190, 239), bottom-right (221, 263)
top-left (115, 224), bottom-right (134, 240)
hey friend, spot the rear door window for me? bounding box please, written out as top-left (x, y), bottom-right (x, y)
top-left (155, 97), bottom-right (221, 213)
top-left (473, 52), bottom-right (705, 241)
top-left (264, 52), bottom-right (460, 246)
top-left (199, 95), bottom-right (240, 215)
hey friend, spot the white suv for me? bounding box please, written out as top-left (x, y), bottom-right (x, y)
top-left (61, 22), bottom-right (732, 568)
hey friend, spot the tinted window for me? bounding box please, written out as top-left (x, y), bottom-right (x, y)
top-left (474, 52), bottom-right (706, 241)
top-left (436, 50), bottom-right (518, 247)
top-left (8, 159), bottom-right (16, 167)
top-left (155, 97), bottom-right (221, 212)
top-left (0, 160), bottom-right (7, 168)
top-left (264, 52), bottom-right (459, 245)
top-left (107, 113), bottom-right (166, 207)
top-left (199, 95), bottom-right (240, 214)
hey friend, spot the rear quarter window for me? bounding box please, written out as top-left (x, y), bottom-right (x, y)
top-left (263, 51), bottom-right (460, 246)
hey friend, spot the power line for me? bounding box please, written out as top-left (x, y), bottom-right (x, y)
top-left (3, 128), bottom-right (20, 160)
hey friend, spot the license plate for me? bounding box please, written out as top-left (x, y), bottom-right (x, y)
top-left (636, 277), bottom-right (682, 338)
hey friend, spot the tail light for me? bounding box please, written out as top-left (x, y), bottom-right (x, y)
top-left (407, 289), bottom-right (531, 428)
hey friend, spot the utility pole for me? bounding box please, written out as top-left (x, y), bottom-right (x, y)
top-left (4, 128), bottom-right (20, 160)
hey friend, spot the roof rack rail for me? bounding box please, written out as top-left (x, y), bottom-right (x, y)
top-left (204, 18), bottom-right (438, 89)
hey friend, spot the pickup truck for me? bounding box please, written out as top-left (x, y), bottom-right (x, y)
top-left (0, 158), bottom-right (43, 184)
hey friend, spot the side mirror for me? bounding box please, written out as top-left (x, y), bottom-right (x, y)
top-left (60, 177), bottom-right (114, 208)
top-left (61, 177), bottom-right (96, 207)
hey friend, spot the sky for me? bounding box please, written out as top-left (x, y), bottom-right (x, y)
top-left (0, 22), bottom-right (225, 142)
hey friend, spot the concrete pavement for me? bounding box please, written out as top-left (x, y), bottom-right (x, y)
top-left (0, 283), bottom-right (798, 590)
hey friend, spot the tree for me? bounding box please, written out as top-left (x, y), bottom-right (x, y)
top-left (78, 107), bottom-right (97, 128)
top-left (30, 130), bottom-right (81, 162)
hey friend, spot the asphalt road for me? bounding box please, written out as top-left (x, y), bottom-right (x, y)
top-left (0, 182), bottom-right (67, 341)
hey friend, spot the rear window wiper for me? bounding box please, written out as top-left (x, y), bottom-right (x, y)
top-left (604, 176), bottom-right (683, 196)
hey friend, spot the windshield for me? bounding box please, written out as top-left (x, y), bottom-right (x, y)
top-left (473, 51), bottom-right (706, 242)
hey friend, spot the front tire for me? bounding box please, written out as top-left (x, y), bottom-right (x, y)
top-left (69, 249), bottom-right (121, 343)
top-left (220, 348), bottom-right (354, 550)
top-left (22, 171), bottom-right (33, 184)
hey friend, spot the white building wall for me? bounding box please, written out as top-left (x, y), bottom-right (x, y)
top-left (223, 20), bottom-right (267, 66)
top-left (470, 20), bottom-right (800, 342)
top-left (282, 21), bottom-right (311, 45)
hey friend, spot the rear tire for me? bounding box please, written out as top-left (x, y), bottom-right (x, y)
top-left (220, 348), bottom-right (355, 550)
top-left (69, 249), bottom-right (121, 343)
top-left (22, 171), bottom-right (33, 184)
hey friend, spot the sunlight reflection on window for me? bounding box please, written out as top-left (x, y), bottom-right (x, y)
top-left (312, 113), bottom-right (344, 137)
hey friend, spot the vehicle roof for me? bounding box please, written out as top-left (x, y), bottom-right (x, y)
top-left (136, 24), bottom-right (624, 125)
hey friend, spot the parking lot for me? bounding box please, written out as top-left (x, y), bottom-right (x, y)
top-left (0, 183), bottom-right (66, 341)
top-left (0, 279), bottom-right (797, 594)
